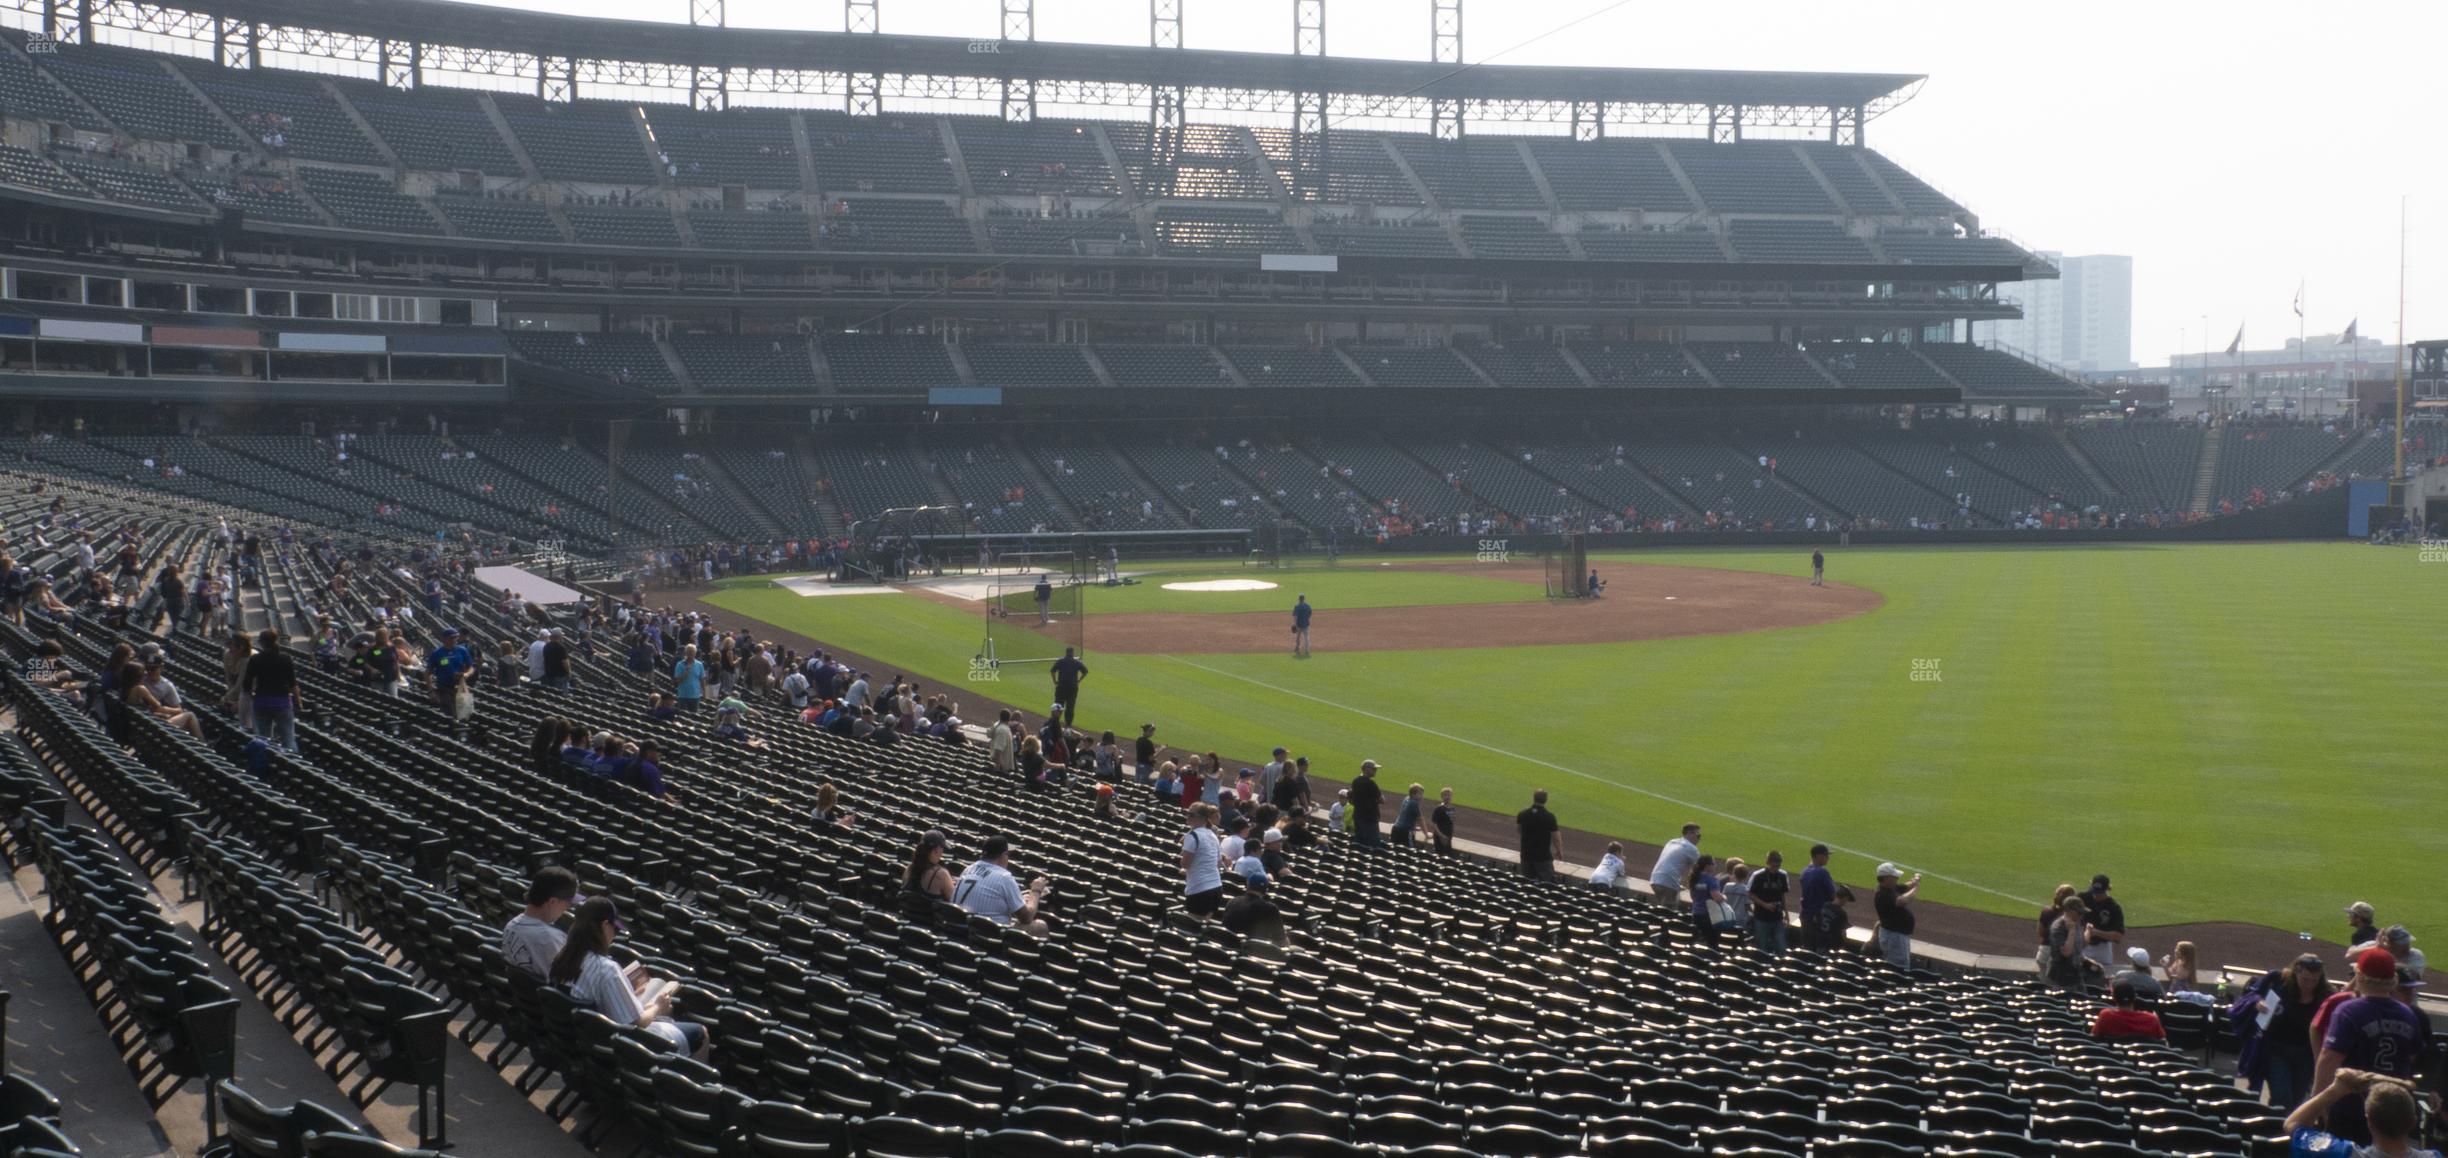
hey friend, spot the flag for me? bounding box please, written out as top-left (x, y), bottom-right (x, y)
top-left (2225, 326), bottom-right (2242, 356)
top-left (2340, 318), bottom-right (2358, 345)
top-left (2292, 282), bottom-right (2304, 318)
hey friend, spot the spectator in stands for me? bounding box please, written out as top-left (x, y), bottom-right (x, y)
top-left (1181, 802), bottom-right (1225, 920)
top-left (1273, 757), bottom-right (1313, 815)
top-left (2161, 940), bottom-right (2201, 995)
top-left (1589, 841), bottom-right (1627, 890)
top-left (672, 645), bottom-right (706, 711)
top-left (2313, 950), bottom-right (2424, 1143)
top-left (2082, 874), bottom-right (2126, 975)
top-left (810, 781), bottom-right (848, 827)
top-left (1749, 850), bottom-right (1791, 953)
top-left (220, 632), bottom-right (255, 728)
top-left (1347, 761), bottom-right (1384, 849)
top-left (904, 832), bottom-right (954, 902)
top-left (1093, 730), bottom-right (1122, 783)
top-left (1177, 756), bottom-right (1205, 809)
top-left (953, 835), bottom-right (1048, 935)
top-left (426, 626), bottom-right (474, 716)
top-left (1135, 723), bottom-right (1158, 783)
top-left (2091, 973), bottom-right (2168, 1041)
top-left (1799, 844), bottom-right (1835, 951)
top-left (988, 710), bottom-right (1016, 774)
top-left (493, 639), bottom-right (525, 688)
top-left (154, 562), bottom-right (186, 629)
top-left (541, 629), bottom-right (572, 690)
top-left (2369, 925), bottom-right (2425, 975)
top-left (500, 867), bottom-right (577, 981)
top-left (548, 898), bottom-right (706, 1058)
top-left (1514, 789), bottom-right (1562, 881)
top-left (2285, 1069), bottom-right (2438, 1158)
top-left (1650, 823), bottom-right (1702, 898)
top-left (1389, 782), bottom-right (1424, 847)
top-left (624, 740), bottom-right (668, 799)
top-left (1872, 863), bottom-right (1921, 971)
top-left (1430, 787), bottom-right (1456, 855)
top-left (1815, 885), bottom-right (1857, 951)
top-left (2244, 953), bottom-right (2331, 1110)
top-left (1014, 735), bottom-right (1048, 787)
top-left (2044, 894), bottom-right (2093, 991)
top-left (1151, 760), bottom-right (1178, 802)
top-left (119, 658), bottom-right (201, 738)
top-left (1223, 874), bottom-right (1288, 945)
top-left (241, 629), bottom-right (301, 753)
top-left (529, 717), bottom-right (571, 773)
top-left (2346, 902), bottom-right (2379, 947)
top-left (1688, 855), bottom-right (1727, 946)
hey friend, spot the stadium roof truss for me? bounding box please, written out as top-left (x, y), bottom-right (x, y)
top-left (9, 0), bottom-right (1921, 141)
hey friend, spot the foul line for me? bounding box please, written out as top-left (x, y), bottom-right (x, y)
top-left (1163, 655), bottom-right (2043, 909)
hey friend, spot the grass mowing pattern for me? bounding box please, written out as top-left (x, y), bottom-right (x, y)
top-left (704, 543), bottom-right (2446, 935)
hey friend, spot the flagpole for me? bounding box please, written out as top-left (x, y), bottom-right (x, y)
top-left (2394, 195), bottom-right (2407, 500)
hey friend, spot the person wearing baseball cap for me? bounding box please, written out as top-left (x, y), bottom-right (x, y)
top-left (1221, 871), bottom-right (1286, 945)
top-left (1871, 863), bottom-right (1921, 971)
top-left (2081, 873), bottom-right (2126, 976)
top-left (2284, 1065), bottom-right (2434, 1158)
top-left (426, 624), bottom-right (474, 713)
top-left (2310, 947), bottom-right (2425, 1145)
top-left (2345, 901), bottom-right (2379, 947)
top-left (2091, 970), bottom-right (2168, 1042)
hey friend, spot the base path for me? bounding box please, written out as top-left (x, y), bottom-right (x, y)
top-left (1077, 562), bottom-right (1880, 654)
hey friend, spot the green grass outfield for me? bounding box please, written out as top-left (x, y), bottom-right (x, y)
top-left (705, 543), bottom-right (2447, 935)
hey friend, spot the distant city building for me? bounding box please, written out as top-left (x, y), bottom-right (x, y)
top-left (2161, 332), bottom-right (2398, 394)
top-left (1973, 253), bottom-right (2134, 373)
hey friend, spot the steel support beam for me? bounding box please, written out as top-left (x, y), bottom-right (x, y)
top-left (1709, 102), bottom-right (1740, 143)
top-left (1000, 0), bottom-right (1034, 121)
top-left (214, 16), bottom-right (254, 69)
top-left (689, 0), bottom-right (726, 111)
top-left (846, 0), bottom-right (880, 115)
top-left (1835, 103), bottom-right (1863, 146)
top-left (380, 38), bottom-right (419, 88)
top-left (1291, 0), bottom-right (1326, 199)
top-left (1150, 0), bottom-right (1180, 48)
top-left (1002, 0), bottom-right (1032, 42)
top-left (1570, 99), bottom-right (1602, 141)
top-left (1429, 0), bottom-right (1461, 139)
top-left (1148, 0), bottom-right (1184, 194)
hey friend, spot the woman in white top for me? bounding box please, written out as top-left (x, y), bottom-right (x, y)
top-left (1180, 802), bottom-right (1225, 919)
top-left (547, 898), bottom-right (707, 1058)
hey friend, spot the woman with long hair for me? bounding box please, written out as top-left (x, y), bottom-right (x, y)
top-left (2257, 953), bottom-right (2330, 1110)
top-left (1016, 735), bottom-right (1047, 787)
top-left (546, 898), bottom-right (706, 1057)
top-left (121, 662), bottom-right (202, 738)
top-left (904, 832), bottom-right (954, 901)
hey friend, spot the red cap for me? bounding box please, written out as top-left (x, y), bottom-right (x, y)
top-left (2356, 948), bottom-right (2397, 980)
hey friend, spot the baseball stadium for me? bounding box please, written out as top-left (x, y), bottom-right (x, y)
top-left (0, 0), bottom-right (2441, 1154)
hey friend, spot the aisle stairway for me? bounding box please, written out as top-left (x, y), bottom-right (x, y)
top-left (2188, 426), bottom-right (2224, 514)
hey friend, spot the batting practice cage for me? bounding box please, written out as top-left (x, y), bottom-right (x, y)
top-left (978, 549), bottom-right (1087, 668)
top-left (1543, 533), bottom-right (1590, 599)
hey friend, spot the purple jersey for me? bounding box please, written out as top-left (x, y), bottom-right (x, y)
top-left (2321, 996), bottom-right (2421, 1078)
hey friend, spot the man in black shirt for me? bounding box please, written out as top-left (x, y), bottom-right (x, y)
top-left (1221, 876), bottom-right (1286, 944)
top-left (1049, 647), bottom-right (1087, 727)
top-left (1271, 758), bottom-right (1311, 814)
top-left (240, 629), bottom-right (301, 752)
top-left (540, 629), bottom-right (572, 689)
top-left (1516, 789), bottom-right (1561, 881)
top-left (1133, 723), bottom-right (1158, 783)
top-left (1346, 761), bottom-right (1383, 849)
top-left (1430, 787), bottom-right (1456, 855)
top-left (1748, 849), bottom-right (1792, 953)
top-left (2082, 873), bottom-right (2125, 975)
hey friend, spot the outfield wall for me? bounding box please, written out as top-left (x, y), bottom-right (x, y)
top-left (1337, 487), bottom-right (2356, 555)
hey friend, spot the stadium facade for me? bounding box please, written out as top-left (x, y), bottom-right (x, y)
top-left (0, 0), bottom-right (2407, 549)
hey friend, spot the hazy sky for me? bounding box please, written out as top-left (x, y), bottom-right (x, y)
top-left (458, 0), bottom-right (2445, 368)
